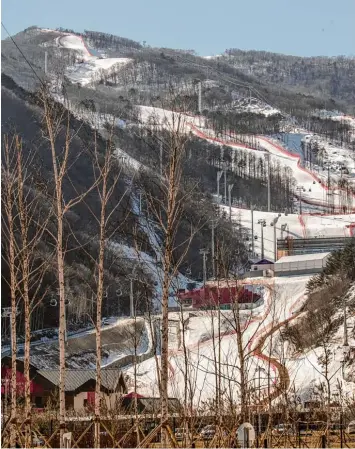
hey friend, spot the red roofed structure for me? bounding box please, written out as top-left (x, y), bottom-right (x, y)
top-left (177, 284), bottom-right (262, 309)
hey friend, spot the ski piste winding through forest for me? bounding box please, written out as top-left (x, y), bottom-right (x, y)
top-left (51, 33), bottom-right (354, 404)
top-left (50, 33), bottom-right (355, 408)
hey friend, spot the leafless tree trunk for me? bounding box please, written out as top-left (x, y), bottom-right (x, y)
top-left (140, 101), bottom-right (191, 442)
top-left (2, 136), bottom-right (19, 447)
top-left (91, 130), bottom-right (125, 448)
top-left (159, 122), bottom-right (189, 442)
top-left (41, 88), bottom-right (98, 447)
top-left (16, 137), bottom-right (34, 448)
top-left (2, 135), bottom-right (50, 448)
top-left (93, 144), bottom-right (107, 449)
top-left (42, 90), bottom-right (68, 447)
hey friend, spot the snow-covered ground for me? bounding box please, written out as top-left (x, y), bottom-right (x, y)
top-left (136, 105), bottom-right (355, 211)
top-left (50, 32), bottom-right (132, 86)
top-left (125, 273), bottom-right (354, 406)
top-left (22, 317), bottom-right (149, 369)
top-left (315, 110), bottom-right (355, 128)
top-left (56, 34), bottom-right (92, 60)
top-left (302, 134), bottom-right (355, 180)
top-left (284, 285), bottom-right (355, 402)
top-left (65, 57), bottom-right (132, 86)
top-left (124, 275), bottom-right (312, 405)
top-left (231, 97), bottom-right (280, 116)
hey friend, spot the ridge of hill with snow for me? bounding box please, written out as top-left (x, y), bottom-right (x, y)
top-left (50, 30), bottom-right (133, 85)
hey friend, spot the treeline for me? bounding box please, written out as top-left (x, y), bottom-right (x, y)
top-left (1, 84), bottom-right (150, 335)
top-left (222, 49), bottom-right (355, 112)
top-left (112, 126), bottom-right (295, 214)
top-left (284, 241), bottom-right (355, 354)
top-left (206, 110), bottom-right (283, 135)
top-left (298, 115), bottom-right (353, 147)
top-left (1, 80), bottom-right (250, 335)
top-left (83, 30), bottom-right (142, 51)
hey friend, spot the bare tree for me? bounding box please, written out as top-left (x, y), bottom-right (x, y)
top-left (136, 95), bottom-right (196, 442)
top-left (2, 135), bottom-right (20, 447)
top-left (91, 130), bottom-right (128, 447)
top-left (7, 135), bottom-right (50, 447)
top-left (41, 87), bottom-right (99, 447)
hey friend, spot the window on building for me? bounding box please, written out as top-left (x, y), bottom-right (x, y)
top-left (34, 396), bottom-right (42, 407)
top-left (83, 399), bottom-right (88, 408)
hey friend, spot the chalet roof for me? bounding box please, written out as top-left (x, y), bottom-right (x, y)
top-left (37, 369), bottom-right (125, 393)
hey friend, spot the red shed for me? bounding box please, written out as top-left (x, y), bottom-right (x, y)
top-left (177, 284), bottom-right (261, 309)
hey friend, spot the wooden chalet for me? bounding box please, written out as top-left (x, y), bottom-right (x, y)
top-left (1, 357), bottom-right (127, 411)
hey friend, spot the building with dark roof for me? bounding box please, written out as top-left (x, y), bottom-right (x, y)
top-left (1, 357), bottom-right (127, 411)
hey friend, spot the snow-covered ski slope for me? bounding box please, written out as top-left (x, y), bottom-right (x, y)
top-left (56, 34), bottom-right (92, 60)
top-left (224, 206), bottom-right (355, 261)
top-left (52, 31), bottom-right (132, 85)
top-left (65, 57), bottom-right (131, 85)
top-left (125, 275), bottom-right (311, 405)
top-left (137, 105), bottom-right (355, 211)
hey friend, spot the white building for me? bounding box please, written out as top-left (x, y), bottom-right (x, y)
top-left (274, 252), bottom-right (330, 276)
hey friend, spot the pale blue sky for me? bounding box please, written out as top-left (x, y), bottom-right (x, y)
top-left (2, 0), bottom-right (355, 57)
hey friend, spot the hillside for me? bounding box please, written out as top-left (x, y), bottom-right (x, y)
top-left (1, 25), bottom-right (355, 421)
top-left (2, 27), bottom-right (351, 119)
top-left (282, 242), bottom-right (355, 385)
top-left (2, 26), bottom-right (355, 336)
top-left (219, 49), bottom-right (355, 114)
top-left (1, 30), bottom-right (250, 337)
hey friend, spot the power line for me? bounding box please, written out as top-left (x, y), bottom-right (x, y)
top-left (1, 21), bottom-right (45, 87)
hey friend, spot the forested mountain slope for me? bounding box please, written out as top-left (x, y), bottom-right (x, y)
top-left (219, 49), bottom-right (355, 113)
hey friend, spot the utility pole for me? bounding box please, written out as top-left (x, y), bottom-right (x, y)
top-left (216, 170), bottom-right (223, 204)
top-left (264, 153), bottom-right (271, 212)
top-left (198, 80), bottom-right (202, 114)
top-left (44, 51), bottom-right (48, 74)
top-left (210, 220), bottom-right (217, 279)
top-left (199, 249), bottom-right (209, 288)
top-left (228, 184), bottom-right (234, 221)
top-left (251, 205), bottom-right (255, 257)
top-left (224, 163), bottom-right (227, 205)
top-left (258, 219), bottom-right (266, 259)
